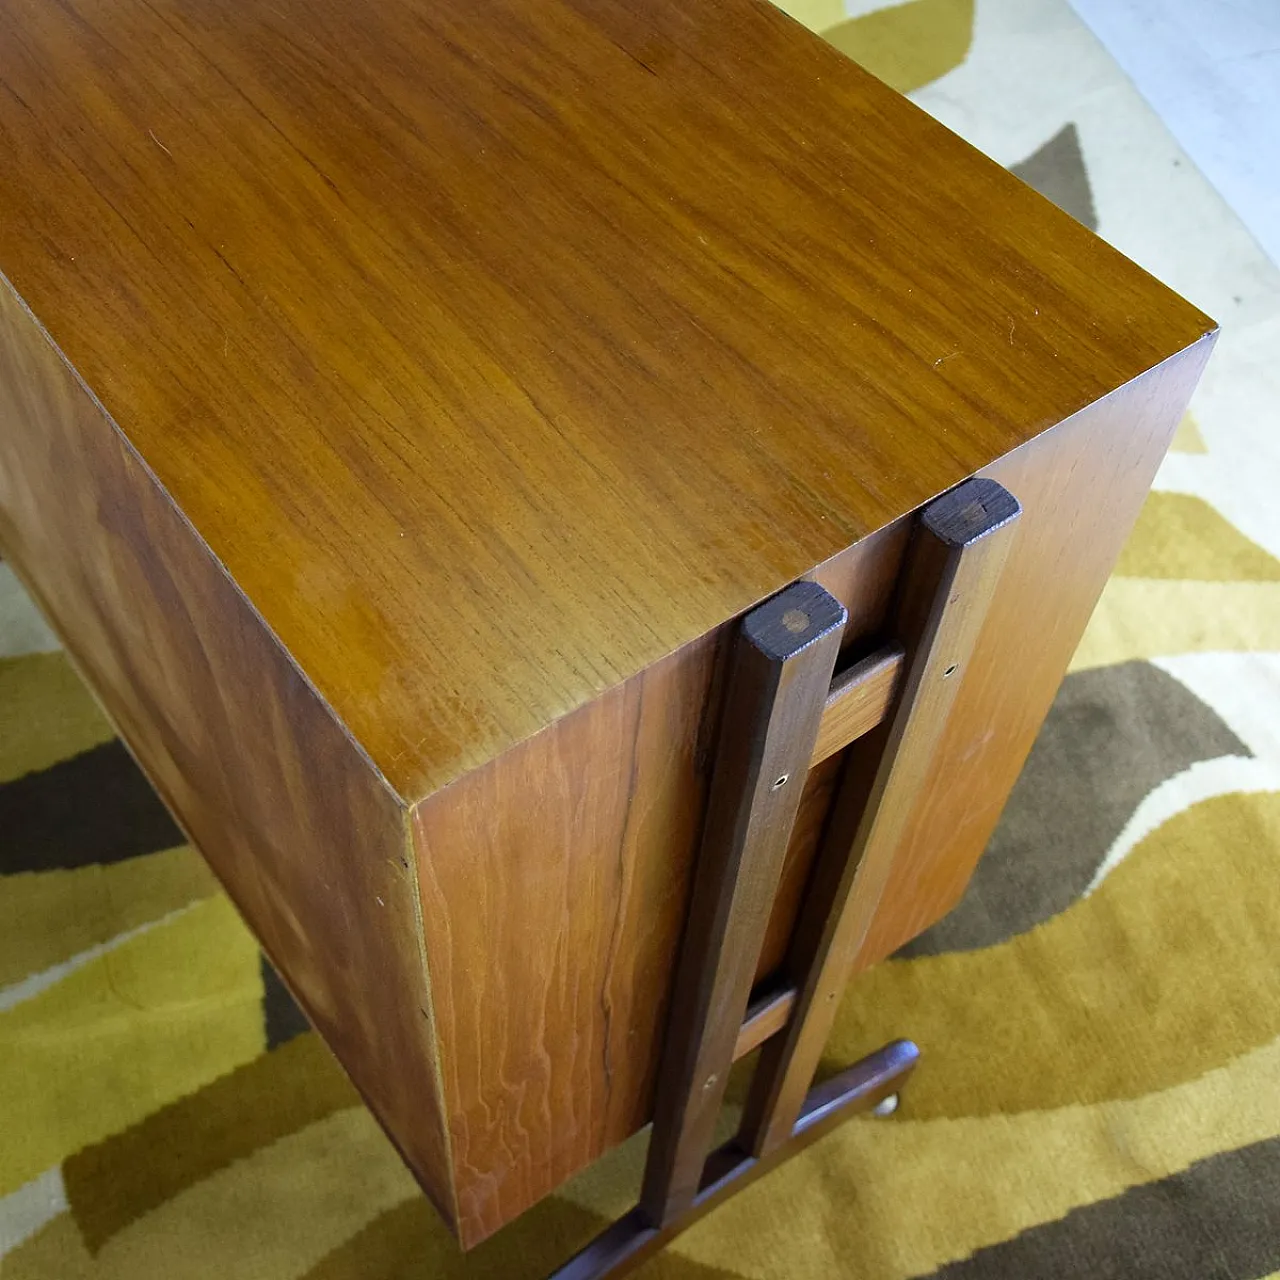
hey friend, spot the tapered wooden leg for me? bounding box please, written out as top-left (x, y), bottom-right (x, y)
top-left (740, 478), bottom-right (1021, 1156)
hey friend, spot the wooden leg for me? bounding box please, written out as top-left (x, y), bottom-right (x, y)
top-left (640, 579), bottom-right (846, 1225)
top-left (741, 478), bottom-right (1021, 1155)
top-left (544, 478), bottom-right (1020, 1280)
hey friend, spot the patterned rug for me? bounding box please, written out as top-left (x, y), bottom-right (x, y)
top-left (2, 0), bottom-right (1278, 1275)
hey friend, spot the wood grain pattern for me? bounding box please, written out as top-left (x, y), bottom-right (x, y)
top-left (809, 520), bottom-right (912, 656)
top-left (810, 644), bottom-right (905, 768)
top-left (0, 0), bottom-right (1218, 1250)
top-left (0, 277), bottom-right (458, 1225)
top-left (0, 0), bottom-right (1213, 807)
top-left (640, 582), bottom-right (845, 1226)
top-left (741, 479), bottom-right (1021, 1156)
top-left (409, 527), bottom-right (916, 1242)
top-left (411, 635), bottom-right (720, 1243)
top-left (848, 338), bottom-right (1217, 974)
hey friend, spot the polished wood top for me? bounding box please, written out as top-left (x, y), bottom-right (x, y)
top-left (0, 0), bottom-right (1213, 800)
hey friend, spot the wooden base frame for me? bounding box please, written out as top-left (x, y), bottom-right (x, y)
top-left (546, 479), bottom-right (1021, 1280)
top-left (551, 1040), bottom-right (919, 1280)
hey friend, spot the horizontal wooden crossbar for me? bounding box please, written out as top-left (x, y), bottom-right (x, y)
top-left (733, 987), bottom-right (797, 1062)
top-left (809, 643), bottom-right (905, 768)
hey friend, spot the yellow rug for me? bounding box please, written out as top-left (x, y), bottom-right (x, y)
top-left (3, 0), bottom-right (1279, 1275)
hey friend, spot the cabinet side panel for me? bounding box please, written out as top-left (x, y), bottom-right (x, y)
top-left (852, 337), bottom-right (1216, 971)
top-left (0, 282), bottom-right (456, 1229)
top-left (411, 638), bottom-right (717, 1248)
top-left (411, 528), bottom-right (905, 1246)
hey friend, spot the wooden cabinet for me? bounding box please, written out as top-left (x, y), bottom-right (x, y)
top-left (0, 0), bottom-right (1213, 1251)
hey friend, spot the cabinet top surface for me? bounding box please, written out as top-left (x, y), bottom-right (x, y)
top-left (0, 0), bottom-right (1212, 800)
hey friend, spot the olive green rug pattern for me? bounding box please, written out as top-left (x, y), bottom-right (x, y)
top-left (2, 0), bottom-right (1278, 1274)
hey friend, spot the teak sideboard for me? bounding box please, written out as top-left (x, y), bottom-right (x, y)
top-left (0, 0), bottom-right (1214, 1262)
